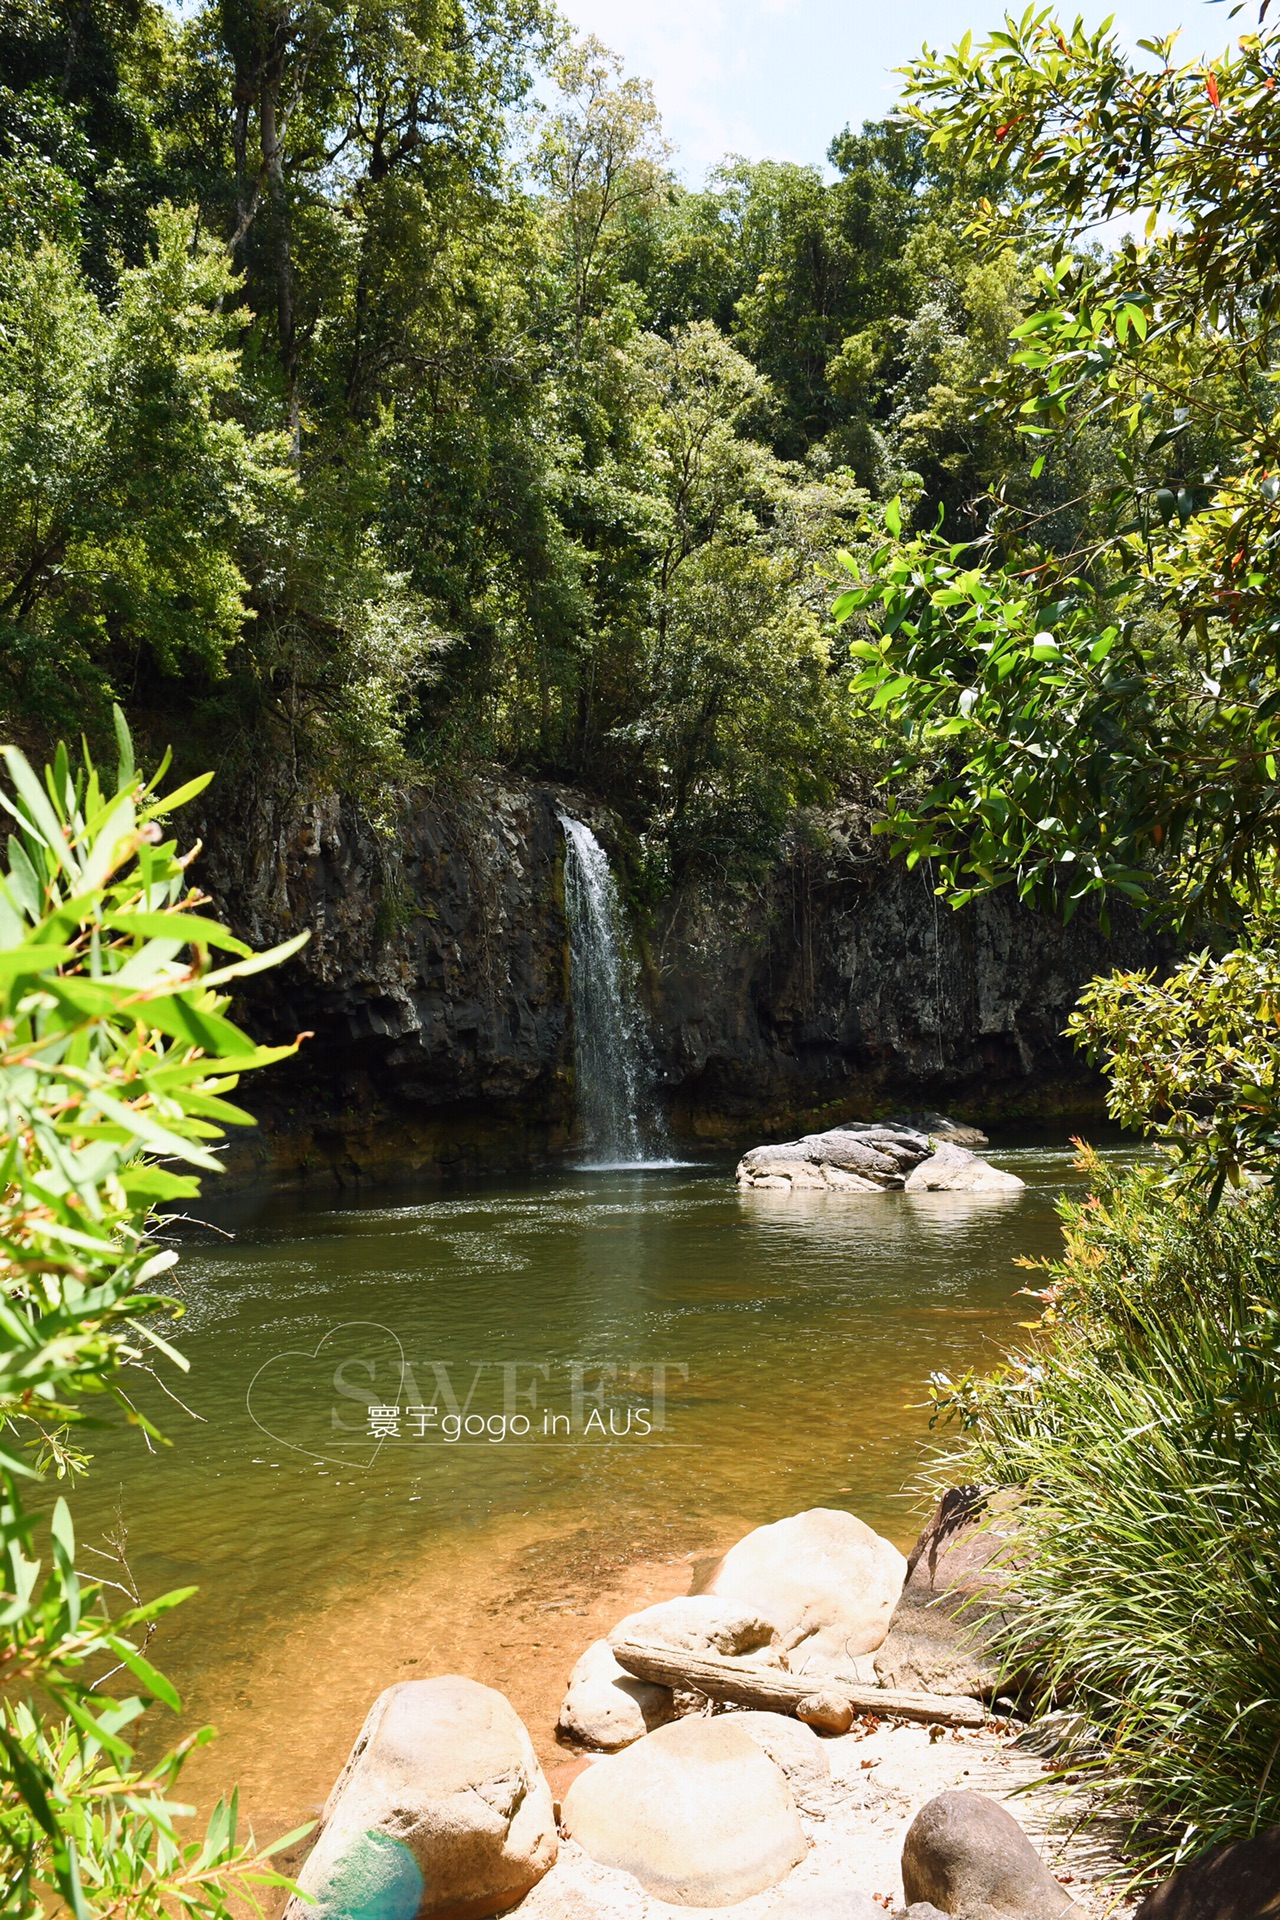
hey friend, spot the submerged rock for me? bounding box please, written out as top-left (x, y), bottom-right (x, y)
top-left (694, 1507), bottom-right (907, 1671)
top-left (903, 1143), bottom-right (1023, 1194)
top-left (874, 1486), bottom-right (1021, 1699)
top-left (558, 1638), bottom-right (677, 1751)
top-left (901, 1790), bottom-right (1082, 1920)
top-left (561, 1714), bottom-right (807, 1907)
top-left (284, 1675), bottom-right (556, 1920)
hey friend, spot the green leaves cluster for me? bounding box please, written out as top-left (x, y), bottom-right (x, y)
top-left (829, 6), bottom-right (1280, 1189)
top-left (0, 715), bottom-right (307, 1917)
top-left (0, 0), bottom-right (1019, 880)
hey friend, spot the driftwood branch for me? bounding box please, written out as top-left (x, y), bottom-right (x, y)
top-left (609, 1638), bottom-right (986, 1729)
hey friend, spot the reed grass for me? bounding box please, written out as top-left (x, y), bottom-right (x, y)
top-left (933, 1153), bottom-right (1280, 1868)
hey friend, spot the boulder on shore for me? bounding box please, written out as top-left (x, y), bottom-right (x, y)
top-left (1133, 1827), bottom-right (1280, 1920)
top-left (726, 1709), bottom-right (832, 1812)
top-left (693, 1507), bottom-right (907, 1671)
top-left (736, 1123), bottom-right (1021, 1196)
top-left (562, 1713), bottom-right (807, 1907)
top-left (283, 1675), bottom-right (556, 1920)
top-left (559, 1596), bottom-right (783, 1751)
top-left (609, 1593), bottom-right (779, 1659)
top-left (901, 1790), bottom-right (1082, 1920)
top-left (557, 1638), bottom-right (677, 1751)
top-left (903, 1143), bottom-right (1023, 1194)
top-left (874, 1486), bottom-right (1021, 1699)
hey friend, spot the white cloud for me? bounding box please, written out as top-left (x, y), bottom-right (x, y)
top-left (557, 0), bottom-right (1220, 181)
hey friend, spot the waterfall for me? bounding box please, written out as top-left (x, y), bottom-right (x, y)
top-left (558, 814), bottom-right (664, 1165)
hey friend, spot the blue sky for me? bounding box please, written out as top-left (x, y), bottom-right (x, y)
top-left (558, 0), bottom-right (1232, 180)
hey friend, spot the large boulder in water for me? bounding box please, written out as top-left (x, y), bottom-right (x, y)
top-left (284, 1675), bottom-right (556, 1920)
top-left (737, 1125), bottom-right (930, 1192)
top-left (693, 1507), bottom-right (907, 1669)
top-left (903, 1142), bottom-right (1023, 1194)
top-left (561, 1714), bottom-right (807, 1906)
top-left (735, 1121), bottom-right (1019, 1195)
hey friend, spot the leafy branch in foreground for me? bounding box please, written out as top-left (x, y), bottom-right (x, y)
top-left (0, 712), bottom-right (311, 1918)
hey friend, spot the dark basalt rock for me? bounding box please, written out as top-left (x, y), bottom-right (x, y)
top-left (1134, 1829), bottom-right (1280, 1920)
top-left (192, 772), bottom-right (1168, 1186)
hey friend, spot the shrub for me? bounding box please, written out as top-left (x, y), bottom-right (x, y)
top-left (929, 1150), bottom-right (1280, 1871)
top-left (0, 714), bottom-right (308, 1917)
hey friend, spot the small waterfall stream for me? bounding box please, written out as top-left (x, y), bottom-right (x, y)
top-left (558, 814), bottom-right (665, 1165)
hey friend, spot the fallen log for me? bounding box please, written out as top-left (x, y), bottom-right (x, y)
top-left (609, 1637), bottom-right (986, 1729)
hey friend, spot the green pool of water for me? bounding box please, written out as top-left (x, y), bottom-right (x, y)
top-left (79, 1143), bottom-right (1118, 1706)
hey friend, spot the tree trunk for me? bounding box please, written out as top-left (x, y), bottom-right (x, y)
top-left (608, 1638), bottom-right (986, 1728)
top-left (260, 54), bottom-right (299, 459)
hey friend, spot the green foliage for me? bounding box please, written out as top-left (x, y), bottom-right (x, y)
top-left (0, 716), bottom-right (308, 1915)
top-left (0, 208), bottom-right (291, 736)
top-left (829, 9), bottom-right (1280, 1189)
top-left (834, 11), bottom-right (1280, 928)
top-left (1069, 946), bottom-right (1280, 1198)
top-left (928, 1154), bottom-right (1280, 1870)
top-left (0, 0), bottom-right (1008, 874)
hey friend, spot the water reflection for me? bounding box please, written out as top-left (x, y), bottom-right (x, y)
top-left (80, 1143), bottom-right (1126, 1711)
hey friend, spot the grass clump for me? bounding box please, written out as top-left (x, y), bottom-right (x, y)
top-left (930, 1148), bottom-right (1280, 1870)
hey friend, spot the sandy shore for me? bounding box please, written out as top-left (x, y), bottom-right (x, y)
top-left (175, 1506), bottom-right (1131, 1916)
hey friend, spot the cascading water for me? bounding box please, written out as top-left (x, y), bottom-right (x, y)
top-left (558, 813), bottom-right (665, 1165)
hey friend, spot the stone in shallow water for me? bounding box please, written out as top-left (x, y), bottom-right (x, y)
top-left (284, 1675), bottom-right (556, 1920)
top-left (903, 1143), bottom-right (1024, 1193)
top-left (558, 1638), bottom-right (676, 1751)
top-left (561, 1714), bottom-right (807, 1907)
top-left (693, 1507), bottom-right (907, 1669)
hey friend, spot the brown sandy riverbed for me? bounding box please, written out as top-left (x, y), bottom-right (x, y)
top-left (176, 1508), bottom-right (760, 1862)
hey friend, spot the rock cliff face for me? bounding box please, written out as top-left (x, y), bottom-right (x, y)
top-left (196, 770), bottom-right (1160, 1185)
top-left (651, 805), bottom-right (1163, 1142)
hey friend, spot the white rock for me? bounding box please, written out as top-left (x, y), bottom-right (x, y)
top-left (558, 1639), bottom-right (677, 1751)
top-left (562, 1715), bottom-right (807, 1908)
top-left (727, 1709), bottom-right (832, 1811)
top-left (610, 1594), bottom-right (778, 1658)
top-left (903, 1143), bottom-right (1024, 1193)
top-left (697, 1508), bottom-right (907, 1670)
top-left (283, 1676), bottom-right (556, 1920)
